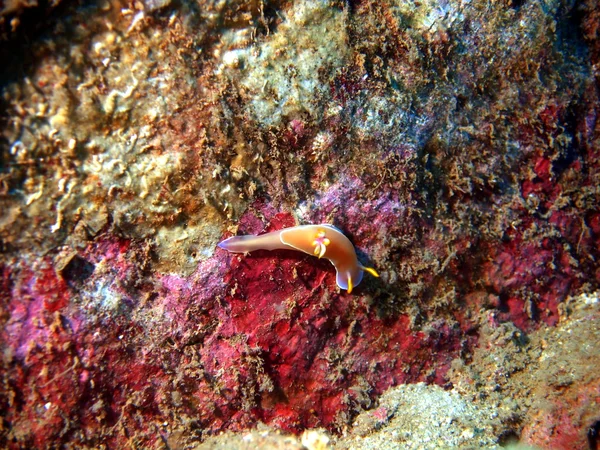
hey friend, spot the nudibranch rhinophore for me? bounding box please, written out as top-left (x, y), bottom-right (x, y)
top-left (218, 224), bottom-right (379, 293)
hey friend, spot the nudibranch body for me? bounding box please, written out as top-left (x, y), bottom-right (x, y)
top-left (218, 224), bottom-right (378, 293)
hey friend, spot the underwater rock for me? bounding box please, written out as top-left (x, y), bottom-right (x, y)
top-left (1, 0), bottom-right (599, 448)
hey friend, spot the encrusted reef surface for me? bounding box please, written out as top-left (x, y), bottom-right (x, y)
top-left (1, 0), bottom-right (599, 448)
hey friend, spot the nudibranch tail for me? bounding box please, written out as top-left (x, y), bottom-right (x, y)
top-left (217, 230), bottom-right (289, 253)
top-left (218, 223), bottom-right (379, 293)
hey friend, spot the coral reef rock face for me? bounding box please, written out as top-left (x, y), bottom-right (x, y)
top-left (338, 383), bottom-right (506, 450)
top-left (1, 0), bottom-right (600, 448)
top-left (219, 0), bottom-right (350, 127)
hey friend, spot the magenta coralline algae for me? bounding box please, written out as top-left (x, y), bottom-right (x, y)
top-left (1, 0), bottom-right (600, 448)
